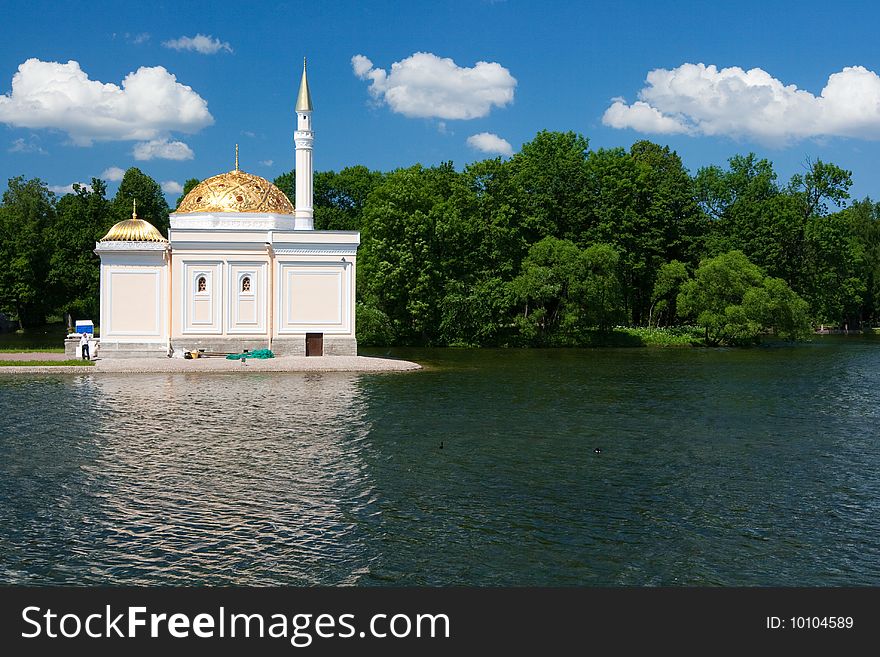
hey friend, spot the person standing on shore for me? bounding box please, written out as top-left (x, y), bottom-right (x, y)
top-left (80, 332), bottom-right (90, 360)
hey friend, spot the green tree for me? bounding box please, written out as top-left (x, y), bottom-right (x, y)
top-left (742, 277), bottom-right (811, 341)
top-left (649, 260), bottom-right (688, 327)
top-left (842, 198), bottom-right (880, 325)
top-left (355, 301), bottom-right (395, 346)
top-left (677, 250), bottom-right (809, 345)
top-left (694, 155), bottom-right (794, 273)
top-left (510, 237), bottom-right (621, 342)
top-left (359, 163), bottom-right (463, 344)
top-left (47, 179), bottom-right (111, 322)
top-left (438, 277), bottom-right (515, 346)
top-left (0, 177), bottom-right (56, 327)
top-left (585, 142), bottom-right (703, 324)
top-left (577, 243), bottom-right (622, 332)
top-left (698, 155), bottom-right (855, 305)
top-left (506, 130), bottom-right (590, 242)
top-left (677, 251), bottom-right (765, 345)
top-left (314, 166), bottom-right (384, 230)
top-left (629, 141), bottom-right (705, 267)
top-left (430, 156), bottom-right (535, 346)
top-left (462, 157), bottom-right (528, 277)
top-left (112, 168), bottom-right (170, 235)
top-left (695, 153), bottom-right (778, 219)
top-left (802, 210), bottom-right (865, 327)
top-left (789, 158), bottom-right (852, 221)
top-left (510, 236), bottom-right (583, 343)
top-left (274, 170), bottom-right (294, 204)
top-left (783, 159), bottom-right (853, 298)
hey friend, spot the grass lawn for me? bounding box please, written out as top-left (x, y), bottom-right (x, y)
top-left (0, 359), bottom-right (94, 366)
top-left (611, 325), bottom-right (704, 346)
top-left (0, 347), bottom-right (65, 353)
top-left (572, 326), bottom-right (704, 347)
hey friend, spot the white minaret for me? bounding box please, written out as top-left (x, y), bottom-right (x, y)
top-left (294, 57), bottom-right (314, 230)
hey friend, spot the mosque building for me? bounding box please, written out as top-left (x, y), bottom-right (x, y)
top-left (93, 61), bottom-right (358, 358)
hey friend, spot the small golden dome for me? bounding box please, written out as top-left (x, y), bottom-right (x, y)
top-left (101, 200), bottom-right (167, 242)
top-left (175, 168), bottom-right (294, 215)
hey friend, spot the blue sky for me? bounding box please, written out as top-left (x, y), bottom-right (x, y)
top-left (2, 0), bottom-right (879, 204)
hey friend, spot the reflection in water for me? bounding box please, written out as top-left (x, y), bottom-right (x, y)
top-left (2, 338), bottom-right (880, 586)
top-left (1, 373), bottom-right (376, 585)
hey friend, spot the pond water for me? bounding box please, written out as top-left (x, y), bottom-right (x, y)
top-left (2, 337), bottom-right (879, 585)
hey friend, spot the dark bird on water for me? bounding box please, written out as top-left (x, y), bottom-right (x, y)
top-left (439, 441), bottom-right (444, 449)
top-left (594, 448), bottom-right (602, 454)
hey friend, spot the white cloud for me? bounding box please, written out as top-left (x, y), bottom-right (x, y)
top-left (351, 52), bottom-right (516, 120)
top-left (603, 98), bottom-right (690, 135)
top-left (467, 131), bottom-right (514, 156)
top-left (8, 137), bottom-right (46, 154)
top-left (260, 159), bottom-right (273, 166)
top-left (351, 54), bottom-right (374, 78)
top-left (133, 138), bottom-right (194, 161)
top-left (161, 180), bottom-right (183, 194)
top-left (603, 62), bottom-right (880, 145)
top-left (129, 32), bottom-right (150, 45)
top-left (49, 182), bottom-right (91, 195)
top-left (101, 166), bottom-right (126, 181)
top-left (0, 58), bottom-right (213, 146)
top-left (163, 34), bottom-right (233, 55)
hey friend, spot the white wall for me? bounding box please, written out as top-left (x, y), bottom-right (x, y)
top-left (168, 230), bottom-right (358, 341)
top-left (98, 250), bottom-right (167, 343)
top-left (277, 261), bottom-right (352, 335)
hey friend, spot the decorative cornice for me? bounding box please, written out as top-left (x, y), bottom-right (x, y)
top-left (170, 241), bottom-right (272, 251)
top-left (273, 244), bottom-right (358, 255)
top-left (170, 213), bottom-right (298, 231)
top-left (95, 241), bottom-right (169, 252)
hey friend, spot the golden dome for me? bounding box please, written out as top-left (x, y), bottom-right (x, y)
top-left (176, 168), bottom-right (294, 215)
top-left (101, 201), bottom-right (167, 242)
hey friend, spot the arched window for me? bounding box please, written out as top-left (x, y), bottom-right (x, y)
top-left (197, 276), bottom-right (207, 293)
top-left (241, 276), bottom-right (251, 293)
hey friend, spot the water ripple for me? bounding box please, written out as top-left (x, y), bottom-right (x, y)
top-left (2, 338), bottom-right (880, 585)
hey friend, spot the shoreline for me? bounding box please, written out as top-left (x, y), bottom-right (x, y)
top-left (0, 354), bottom-right (421, 374)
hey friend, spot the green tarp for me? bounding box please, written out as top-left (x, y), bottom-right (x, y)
top-left (225, 349), bottom-right (275, 360)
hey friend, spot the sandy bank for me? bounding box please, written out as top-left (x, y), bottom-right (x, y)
top-left (0, 354), bottom-right (421, 374)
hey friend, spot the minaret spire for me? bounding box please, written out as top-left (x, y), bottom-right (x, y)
top-left (132, 198), bottom-right (137, 219)
top-left (295, 57), bottom-right (313, 112)
top-left (235, 143), bottom-right (239, 171)
top-left (294, 56), bottom-right (314, 230)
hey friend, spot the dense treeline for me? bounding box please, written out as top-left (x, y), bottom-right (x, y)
top-left (287, 132), bottom-right (878, 346)
top-left (2, 131), bottom-right (879, 346)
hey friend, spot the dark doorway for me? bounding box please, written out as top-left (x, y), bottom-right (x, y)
top-left (306, 333), bottom-right (323, 356)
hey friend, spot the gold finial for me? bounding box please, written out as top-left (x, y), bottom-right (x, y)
top-left (132, 198), bottom-right (137, 219)
top-left (235, 143), bottom-right (239, 171)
